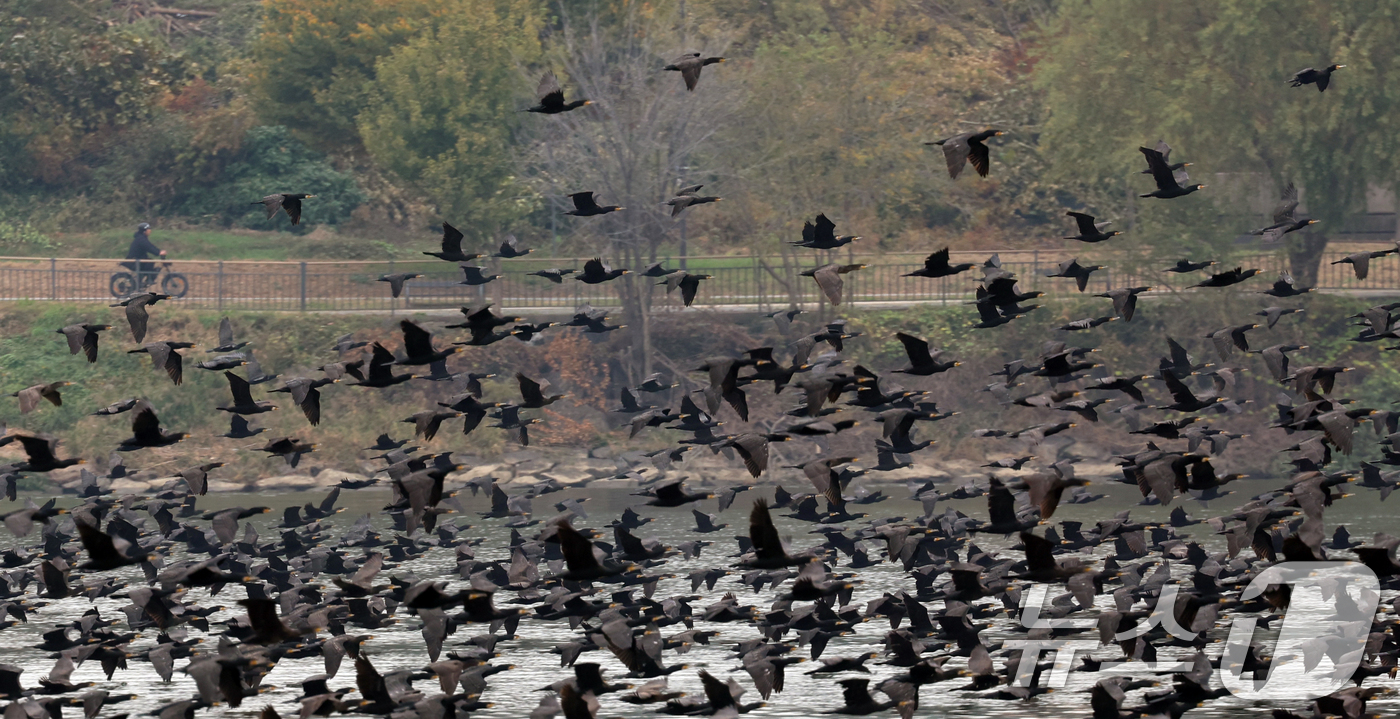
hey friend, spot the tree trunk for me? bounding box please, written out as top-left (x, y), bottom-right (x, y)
top-left (1285, 229), bottom-right (1328, 287)
top-left (618, 244), bottom-right (653, 383)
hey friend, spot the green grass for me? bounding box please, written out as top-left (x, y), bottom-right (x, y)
top-left (40, 228), bottom-right (414, 262)
top-left (27, 229), bottom-right (860, 266)
top-left (2, 292), bottom-right (1397, 485)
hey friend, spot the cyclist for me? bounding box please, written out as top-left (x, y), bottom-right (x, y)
top-left (124, 222), bottom-right (165, 289)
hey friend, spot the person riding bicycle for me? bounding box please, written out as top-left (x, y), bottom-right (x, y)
top-left (124, 222), bottom-right (165, 289)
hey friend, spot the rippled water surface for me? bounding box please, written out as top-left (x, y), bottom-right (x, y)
top-left (3, 479), bottom-right (1396, 719)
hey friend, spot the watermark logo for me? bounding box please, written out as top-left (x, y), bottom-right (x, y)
top-left (1220, 562), bottom-right (1378, 700)
top-left (1000, 561), bottom-right (1379, 700)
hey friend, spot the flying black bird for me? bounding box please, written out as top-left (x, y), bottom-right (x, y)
top-left (928, 129), bottom-right (1003, 179)
top-left (802, 263), bottom-right (866, 306)
top-left (1290, 63), bottom-right (1345, 91)
top-left (575, 258), bottom-right (629, 284)
top-left (10, 381), bottom-right (71, 415)
top-left (1138, 146), bottom-right (1204, 199)
top-left (1064, 212), bottom-right (1120, 243)
top-left (397, 321), bottom-right (461, 366)
top-left (57, 324), bottom-right (110, 363)
top-left (260, 437), bottom-right (316, 468)
top-left (517, 372), bottom-right (566, 408)
top-left (1331, 244), bottom-right (1399, 280)
top-left (128, 341), bottom-right (195, 385)
top-left (554, 521), bottom-right (633, 581)
top-left (1165, 259), bottom-right (1216, 274)
top-left (110, 292), bottom-right (170, 343)
top-left (893, 333), bottom-right (959, 375)
top-left (659, 271), bottom-right (713, 307)
top-left (239, 598), bottom-right (307, 644)
top-left (1256, 306), bottom-right (1305, 329)
top-left (742, 499), bottom-right (811, 569)
top-left (529, 72), bottom-right (590, 114)
top-left (1044, 258), bottom-right (1105, 292)
top-left (217, 371), bottom-right (277, 415)
top-left (666, 188), bottom-right (722, 217)
top-left (791, 214), bottom-right (858, 250)
top-left (1247, 182), bottom-right (1307, 244)
top-left (493, 234), bottom-right (533, 258)
top-left (1059, 316), bottom-right (1117, 331)
top-left (402, 409), bottom-right (461, 442)
top-left (643, 480), bottom-right (715, 508)
top-left (209, 316), bottom-right (248, 353)
top-left (641, 262), bottom-right (678, 278)
top-left (1094, 286), bottom-right (1152, 322)
top-left (1191, 267), bottom-right (1261, 289)
top-left (423, 222), bottom-right (483, 263)
top-left (1260, 271), bottom-right (1312, 298)
top-left (377, 273), bottom-right (421, 298)
top-left (529, 268), bottom-right (576, 283)
top-left (904, 248), bottom-right (975, 279)
top-left (75, 520), bottom-right (149, 571)
top-left (566, 192), bottom-right (623, 217)
top-left (252, 193), bottom-right (314, 225)
top-left (663, 53), bottom-right (726, 91)
top-left (269, 376), bottom-right (334, 426)
top-left (118, 401), bottom-right (187, 450)
top-left (1139, 139), bottom-right (1190, 177)
top-left (1, 434), bottom-right (83, 474)
top-left (1204, 324), bottom-right (1259, 361)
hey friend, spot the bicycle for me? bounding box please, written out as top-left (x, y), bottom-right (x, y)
top-left (110, 258), bottom-right (189, 299)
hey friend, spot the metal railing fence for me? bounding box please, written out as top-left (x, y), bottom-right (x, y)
top-left (0, 249), bottom-right (1395, 313)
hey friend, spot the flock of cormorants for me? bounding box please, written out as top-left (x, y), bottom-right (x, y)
top-left (0, 50), bottom-right (1397, 719)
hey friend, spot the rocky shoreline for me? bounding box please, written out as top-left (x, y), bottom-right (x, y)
top-left (36, 447), bottom-right (1128, 494)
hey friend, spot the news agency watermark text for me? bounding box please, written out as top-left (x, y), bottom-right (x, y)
top-left (999, 561), bottom-right (1380, 700)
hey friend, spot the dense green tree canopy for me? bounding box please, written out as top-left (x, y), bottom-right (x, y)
top-left (249, 0), bottom-right (449, 150)
top-left (357, 0), bottom-right (542, 240)
top-left (1034, 0), bottom-right (1400, 277)
top-left (0, 0), bottom-right (187, 189)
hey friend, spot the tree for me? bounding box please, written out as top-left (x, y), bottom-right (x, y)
top-left (0, 0), bottom-right (187, 189)
top-left (357, 0), bottom-right (542, 239)
top-left (519, 1), bottom-right (743, 380)
top-left (248, 0), bottom-right (446, 150)
top-left (1034, 0), bottom-right (1400, 284)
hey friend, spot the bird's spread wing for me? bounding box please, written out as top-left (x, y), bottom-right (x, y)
top-left (940, 135), bottom-right (970, 179)
top-left (225, 371), bottom-right (254, 405)
top-left (1139, 147), bottom-right (1180, 190)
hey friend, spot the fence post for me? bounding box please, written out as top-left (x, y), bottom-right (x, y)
top-left (299, 261), bottom-right (307, 312)
top-left (756, 248), bottom-right (767, 310)
top-left (49, 257), bottom-right (56, 300)
top-left (217, 261), bottom-right (224, 311)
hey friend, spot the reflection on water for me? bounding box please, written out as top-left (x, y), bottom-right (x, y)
top-left (2, 479), bottom-right (1396, 718)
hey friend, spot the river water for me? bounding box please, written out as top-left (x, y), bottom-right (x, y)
top-left (2, 479), bottom-right (1395, 719)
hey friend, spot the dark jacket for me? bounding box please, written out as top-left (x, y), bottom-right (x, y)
top-left (126, 231), bottom-right (162, 260)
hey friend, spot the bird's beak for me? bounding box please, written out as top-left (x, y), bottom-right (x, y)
top-left (1308, 219), bottom-right (1319, 224)
top-left (1337, 64), bottom-right (1347, 68)
top-left (994, 131), bottom-right (1005, 136)
top-left (583, 100), bottom-right (594, 106)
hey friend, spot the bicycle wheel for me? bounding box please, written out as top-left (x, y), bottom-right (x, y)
top-left (109, 273), bottom-right (136, 298)
top-left (161, 273), bottom-right (189, 298)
